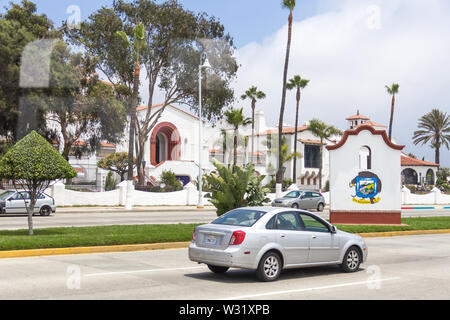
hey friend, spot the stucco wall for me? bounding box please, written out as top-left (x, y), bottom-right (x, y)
top-left (328, 129), bottom-right (403, 212)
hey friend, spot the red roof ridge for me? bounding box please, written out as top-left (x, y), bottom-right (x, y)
top-left (326, 125), bottom-right (404, 151)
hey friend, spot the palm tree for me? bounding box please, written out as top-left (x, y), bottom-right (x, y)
top-left (116, 23), bottom-right (146, 183)
top-left (224, 108), bottom-right (252, 168)
top-left (413, 109), bottom-right (450, 165)
top-left (277, 0), bottom-right (296, 193)
top-left (287, 75), bottom-right (309, 182)
top-left (386, 83), bottom-right (400, 141)
top-left (241, 86), bottom-right (266, 162)
top-left (308, 119), bottom-right (343, 190)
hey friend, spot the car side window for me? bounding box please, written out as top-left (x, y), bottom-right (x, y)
top-left (276, 212), bottom-right (302, 231)
top-left (304, 192), bottom-right (313, 198)
top-left (266, 216), bottom-right (277, 230)
top-left (299, 214), bottom-right (330, 233)
top-left (312, 192), bottom-right (321, 197)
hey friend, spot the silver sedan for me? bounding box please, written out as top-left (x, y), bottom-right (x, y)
top-left (189, 207), bottom-right (368, 282)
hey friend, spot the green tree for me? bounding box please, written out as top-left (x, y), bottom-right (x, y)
top-left (277, 0), bottom-right (296, 189)
top-left (66, 0), bottom-right (237, 185)
top-left (115, 22), bottom-right (146, 183)
top-left (286, 75), bottom-right (309, 182)
top-left (413, 109), bottom-right (450, 165)
top-left (0, 0), bottom-right (57, 140)
top-left (97, 152), bottom-right (135, 182)
top-left (224, 108), bottom-right (252, 168)
top-left (386, 83), bottom-right (400, 141)
top-left (0, 131), bottom-right (76, 235)
top-left (205, 160), bottom-right (269, 216)
top-left (308, 119), bottom-right (343, 190)
top-left (241, 86), bottom-right (266, 160)
top-left (43, 41), bottom-right (127, 160)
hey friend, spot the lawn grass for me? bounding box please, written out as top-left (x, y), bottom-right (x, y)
top-left (0, 217), bottom-right (449, 252)
top-left (0, 224), bottom-right (200, 251)
top-left (336, 216), bottom-right (450, 233)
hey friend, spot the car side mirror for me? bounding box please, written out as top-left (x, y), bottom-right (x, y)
top-left (329, 225), bottom-right (337, 234)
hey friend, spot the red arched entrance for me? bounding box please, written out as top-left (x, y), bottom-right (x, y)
top-left (150, 122), bottom-right (181, 166)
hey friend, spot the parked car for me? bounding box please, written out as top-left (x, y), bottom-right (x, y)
top-left (0, 190), bottom-right (55, 216)
top-left (189, 207), bottom-right (368, 282)
top-left (272, 190), bottom-right (326, 212)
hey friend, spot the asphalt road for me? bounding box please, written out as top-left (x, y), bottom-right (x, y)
top-left (0, 233), bottom-right (448, 300)
top-left (0, 208), bottom-right (449, 230)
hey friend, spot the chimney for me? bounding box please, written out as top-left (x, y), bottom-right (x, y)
top-left (254, 110), bottom-right (266, 134)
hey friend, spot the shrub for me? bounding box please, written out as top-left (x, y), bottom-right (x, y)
top-left (105, 172), bottom-right (118, 191)
top-left (205, 160), bottom-right (270, 216)
top-left (160, 170), bottom-right (183, 192)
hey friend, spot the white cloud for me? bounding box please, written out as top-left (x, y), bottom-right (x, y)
top-left (234, 0), bottom-right (450, 166)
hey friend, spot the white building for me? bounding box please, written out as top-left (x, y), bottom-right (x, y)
top-left (61, 106), bottom-right (439, 191)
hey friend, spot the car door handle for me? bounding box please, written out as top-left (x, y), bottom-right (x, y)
top-left (280, 234), bottom-right (286, 238)
top-left (312, 235), bottom-right (317, 239)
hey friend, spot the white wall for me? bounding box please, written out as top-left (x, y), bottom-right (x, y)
top-left (329, 129), bottom-right (402, 212)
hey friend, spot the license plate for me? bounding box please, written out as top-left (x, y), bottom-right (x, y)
top-left (205, 235), bottom-right (217, 245)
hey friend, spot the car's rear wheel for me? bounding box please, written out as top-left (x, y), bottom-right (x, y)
top-left (256, 251), bottom-right (282, 282)
top-left (340, 246), bottom-right (362, 273)
top-left (291, 203), bottom-right (299, 209)
top-left (317, 203), bottom-right (325, 212)
top-left (207, 265), bottom-right (229, 274)
top-left (39, 206), bottom-right (52, 216)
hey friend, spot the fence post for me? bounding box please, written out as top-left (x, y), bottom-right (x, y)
top-left (402, 186), bottom-right (410, 205)
top-left (184, 182), bottom-right (198, 206)
top-left (432, 187), bottom-right (441, 205)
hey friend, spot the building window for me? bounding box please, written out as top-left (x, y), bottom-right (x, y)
top-left (359, 146), bottom-right (372, 170)
top-left (304, 145), bottom-right (320, 168)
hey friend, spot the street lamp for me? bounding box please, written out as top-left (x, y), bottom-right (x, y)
top-left (198, 52), bottom-right (211, 209)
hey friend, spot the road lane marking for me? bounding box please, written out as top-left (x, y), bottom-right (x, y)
top-left (219, 277), bottom-right (401, 300)
top-left (85, 266), bottom-right (204, 277)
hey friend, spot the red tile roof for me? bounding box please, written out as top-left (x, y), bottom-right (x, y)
top-left (298, 139), bottom-right (326, 145)
top-left (263, 125), bottom-right (309, 135)
top-left (355, 121), bottom-right (387, 129)
top-left (346, 114), bottom-right (371, 121)
top-left (401, 155), bottom-right (439, 167)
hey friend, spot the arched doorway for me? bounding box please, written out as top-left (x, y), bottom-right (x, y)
top-left (402, 168), bottom-right (418, 185)
top-left (150, 122), bottom-right (181, 166)
top-left (426, 169), bottom-right (435, 185)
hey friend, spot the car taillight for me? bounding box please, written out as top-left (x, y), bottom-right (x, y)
top-left (229, 231), bottom-right (246, 245)
top-left (192, 227), bottom-right (196, 241)
top-left (52, 198), bottom-right (55, 205)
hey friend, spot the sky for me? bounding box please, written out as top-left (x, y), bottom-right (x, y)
top-left (6, 0), bottom-right (450, 167)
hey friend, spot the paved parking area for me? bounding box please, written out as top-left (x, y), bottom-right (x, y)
top-left (0, 234), bottom-right (448, 300)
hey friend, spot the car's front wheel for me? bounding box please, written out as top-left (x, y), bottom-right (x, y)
top-left (291, 203), bottom-right (299, 209)
top-left (207, 265), bottom-right (229, 274)
top-left (256, 251), bottom-right (282, 282)
top-left (340, 246), bottom-right (362, 273)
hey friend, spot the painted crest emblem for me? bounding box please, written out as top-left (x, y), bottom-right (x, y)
top-left (350, 171), bottom-right (382, 204)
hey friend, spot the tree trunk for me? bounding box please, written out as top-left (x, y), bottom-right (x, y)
top-left (127, 61), bottom-right (140, 181)
top-left (388, 95), bottom-right (395, 141)
top-left (251, 99), bottom-right (256, 163)
top-left (319, 140), bottom-right (323, 191)
top-left (435, 136), bottom-right (440, 165)
top-left (233, 128), bottom-right (238, 168)
top-left (277, 11), bottom-right (293, 184)
top-left (293, 88), bottom-right (301, 183)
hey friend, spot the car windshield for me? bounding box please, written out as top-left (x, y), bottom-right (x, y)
top-left (284, 191), bottom-right (302, 198)
top-left (212, 209), bottom-right (266, 227)
top-left (0, 191), bottom-right (14, 200)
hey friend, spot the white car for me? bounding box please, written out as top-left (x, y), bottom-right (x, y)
top-left (0, 190), bottom-right (55, 216)
top-left (189, 207), bottom-right (368, 281)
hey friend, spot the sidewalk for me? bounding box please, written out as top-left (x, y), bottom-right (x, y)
top-left (56, 205), bottom-right (217, 214)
